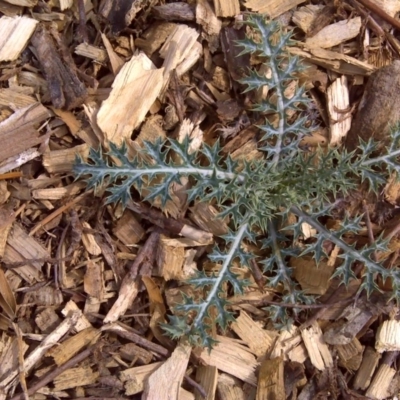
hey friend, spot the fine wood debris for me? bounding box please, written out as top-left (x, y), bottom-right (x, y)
top-left (0, 1), bottom-right (400, 399)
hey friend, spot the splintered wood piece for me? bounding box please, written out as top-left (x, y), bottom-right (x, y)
top-left (365, 363), bottom-right (396, 400)
top-left (81, 222), bottom-right (102, 256)
top-left (0, 103), bottom-right (51, 164)
top-left (0, 311), bottom-right (80, 391)
top-left (160, 24), bottom-right (200, 78)
top-left (217, 373), bottom-right (245, 399)
top-left (47, 327), bottom-right (100, 366)
top-left (0, 202), bottom-right (15, 258)
top-left (301, 322), bottom-right (333, 371)
top-left (196, 336), bottom-right (258, 385)
top-left (257, 357), bottom-right (285, 400)
top-left (291, 256), bottom-right (334, 295)
top-left (62, 300), bottom-right (92, 332)
top-left (196, 0), bottom-right (221, 52)
top-left (375, 320), bottom-right (400, 352)
top-left (336, 337), bottom-right (364, 371)
top-left (0, 336), bottom-right (28, 384)
top-left (0, 268), bottom-right (16, 319)
top-left (100, 33), bottom-right (124, 74)
top-left (195, 365), bottom-right (217, 400)
top-left (96, 53), bottom-right (164, 145)
top-left (327, 75), bottom-right (351, 145)
top-left (156, 234), bottom-right (185, 281)
top-left (244, 0), bottom-right (306, 18)
top-left (113, 209), bottom-right (144, 245)
top-left (119, 362), bottom-right (163, 396)
top-left (53, 365), bottom-right (99, 390)
top-left (213, 0), bottom-right (239, 17)
top-left (0, 88), bottom-right (36, 107)
top-left (42, 144), bottom-right (89, 174)
top-left (74, 42), bottom-right (107, 63)
top-left (231, 311), bottom-right (276, 357)
top-left (305, 17), bottom-right (361, 49)
top-left (0, 15), bottom-right (37, 61)
top-left (353, 346), bottom-right (381, 390)
top-left (292, 4), bottom-right (324, 33)
top-left (4, 223), bottom-right (50, 283)
top-left (0, 148), bottom-right (41, 175)
top-left (83, 260), bottom-right (104, 300)
top-left (141, 276), bottom-right (173, 348)
top-left (31, 24), bottom-right (87, 110)
top-left (270, 326), bottom-right (307, 363)
top-left (143, 341), bottom-right (191, 399)
top-left (32, 182), bottom-right (85, 200)
top-left (289, 46), bottom-right (375, 76)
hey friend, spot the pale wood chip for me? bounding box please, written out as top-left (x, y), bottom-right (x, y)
top-left (213, 0), bottom-right (240, 17)
top-left (196, 336), bottom-right (258, 385)
top-left (196, 0), bottom-right (221, 52)
top-left (75, 42), bottom-right (108, 63)
top-left (0, 103), bottom-right (51, 164)
top-left (257, 357), bottom-right (285, 400)
top-left (365, 364), bottom-right (396, 400)
top-left (289, 46), bottom-right (376, 76)
top-left (4, 223), bottom-right (49, 284)
top-left (143, 341), bottom-right (191, 399)
top-left (61, 300), bottom-right (92, 332)
top-left (231, 311), bottom-right (276, 357)
top-left (53, 365), bottom-right (99, 390)
top-left (375, 320), bottom-right (400, 352)
top-left (0, 335), bottom-right (28, 384)
top-left (195, 365), bottom-right (218, 399)
top-left (42, 144), bottom-right (89, 174)
top-left (244, 0), bottom-right (306, 18)
top-left (353, 346), bottom-right (381, 390)
top-left (97, 53), bottom-right (164, 145)
top-left (0, 15), bottom-right (37, 61)
top-left (305, 17), bottom-right (361, 49)
top-left (301, 322), bottom-right (333, 371)
top-left (156, 234), bottom-right (185, 281)
top-left (81, 221), bottom-right (102, 256)
top-left (84, 260), bottom-right (105, 300)
top-left (47, 326), bottom-right (100, 366)
top-left (120, 362), bottom-right (163, 395)
top-left (336, 337), bottom-right (364, 371)
top-left (113, 209), bottom-right (145, 245)
top-left (217, 373), bottom-right (246, 399)
top-left (326, 75), bottom-right (351, 145)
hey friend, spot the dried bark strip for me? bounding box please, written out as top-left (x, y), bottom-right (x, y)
top-left (31, 24), bottom-right (87, 110)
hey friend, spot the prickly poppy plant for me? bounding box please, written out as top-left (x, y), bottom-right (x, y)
top-left (74, 14), bottom-right (400, 350)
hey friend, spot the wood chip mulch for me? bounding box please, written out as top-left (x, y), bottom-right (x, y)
top-left (1, 0), bottom-right (400, 399)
